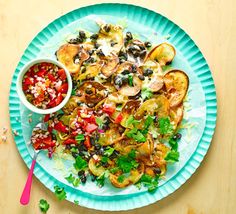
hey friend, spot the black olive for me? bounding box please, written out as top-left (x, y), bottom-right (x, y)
top-left (104, 116), bottom-right (111, 124)
top-left (147, 68), bottom-right (153, 75)
top-left (131, 64), bottom-right (137, 73)
top-left (77, 101), bottom-right (82, 106)
top-left (139, 45), bottom-right (146, 51)
top-left (52, 133), bottom-right (57, 141)
top-left (118, 126), bottom-right (125, 133)
top-left (96, 49), bottom-right (105, 57)
top-left (144, 41), bottom-right (152, 48)
top-left (69, 38), bottom-right (79, 44)
top-left (119, 51), bottom-right (128, 58)
top-left (103, 24), bottom-right (111, 33)
top-left (114, 76), bottom-right (123, 86)
top-left (85, 57), bottom-right (96, 64)
top-left (143, 69), bottom-right (149, 76)
top-left (91, 174), bottom-right (97, 182)
top-left (72, 80), bottom-right (77, 87)
top-left (77, 37), bottom-right (84, 43)
top-left (65, 144), bottom-right (71, 150)
top-left (96, 147), bottom-right (104, 155)
top-left (94, 144), bottom-right (101, 150)
top-left (154, 116), bottom-right (158, 123)
top-left (133, 52), bottom-right (140, 58)
top-left (111, 41), bottom-right (117, 47)
top-left (78, 170), bottom-right (85, 176)
top-left (79, 144), bottom-right (87, 151)
top-left (173, 133), bottom-right (182, 140)
top-left (94, 43), bottom-right (100, 49)
top-left (90, 137), bottom-right (95, 146)
top-left (138, 74), bottom-right (145, 80)
top-left (88, 49), bottom-right (95, 55)
top-left (153, 167), bottom-right (162, 174)
top-left (85, 88), bottom-right (93, 94)
top-left (140, 50), bottom-right (147, 58)
top-left (121, 69), bottom-right (130, 75)
top-left (124, 39), bottom-right (129, 47)
top-left (90, 33), bottom-right (98, 40)
top-left (79, 31), bottom-right (86, 39)
top-left (126, 32), bottom-right (133, 40)
top-left (80, 174), bottom-right (87, 183)
top-left (122, 75), bottom-right (129, 84)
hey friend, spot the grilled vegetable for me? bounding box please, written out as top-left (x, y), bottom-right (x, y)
top-left (164, 70), bottom-right (189, 107)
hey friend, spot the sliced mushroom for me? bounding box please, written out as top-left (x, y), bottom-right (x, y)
top-left (170, 103), bottom-right (184, 130)
top-left (88, 157), bottom-right (106, 177)
top-left (77, 81), bottom-right (108, 105)
top-left (101, 54), bottom-right (119, 78)
top-left (109, 163), bottom-right (144, 188)
top-left (148, 43), bottom-right (176, 66)
top-left (56, 44), bottom-right (90, 74)
top-left (97, 24), bottom-right (124, 55)
top-left (135, 95), bottom-right (170, 120)
top-left (118, 75), bottom-right (142, 96)
top-left (164, 70), bottom-right (189, 107)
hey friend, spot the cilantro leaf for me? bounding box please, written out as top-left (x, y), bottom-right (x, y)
top-left (125, 115), bottom-right (139, 127)
top-left (144, 115), bottom-right (155, 129)
top-left (74, 156), bottom-right (88, 171)
top-left (117, 150), bottom-right (139, 173)
top-left (74, 200), bottom-right (79, 205)
top-left (126, 129), bottom-right (146, 142)
top-left (101, 156), bottom-right (109, 163)
top-left (95, 117), bottom-right (103, 128)
top-left (116, 104), bottom-right (123, 111)
top-left (158, 117), bottom-right (173, 135)
top-left (75, 134), bottom-right (85, 144)
top-left (54, 185), bottom-right (67, 201)
top-left (139, 174), bottom-right (159, 192)
top-left (169, 138), bottom-right (178, 151)
top-left (117, 175), bottom-right (125, 183)
top-left (96, 173), bottom-right (105, 187)
top-left (72, 178), bottom-right (80, 187)
top-left (110, 167), bottom-right (119, 174)
top-left (65, 174), bottom-right (74, 183)
top-left (71, 88), bottom-right (76, 96)
top-left (141, 88), bottom-right (153, 100)
top-left (104, 146), bottom-right (115, 157)
top-left (128, 74), bottom-right (133, 86)
top-left (39, 199), bottom-right (50, 213)
top-left (165, 150), bottom-right (179, 162)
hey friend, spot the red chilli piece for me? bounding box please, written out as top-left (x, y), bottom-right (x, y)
top-left (84, 136), bottom-right (91, 149)
top-left (114, 113), bottom-right (123, 124)
top-left (53, 121), bottom-right (68, 133)
top-left (102, 104), bottom-right (115, 116)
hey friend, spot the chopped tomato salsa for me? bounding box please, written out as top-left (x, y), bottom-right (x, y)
top-left (22, 62), bottom-right (68, 109)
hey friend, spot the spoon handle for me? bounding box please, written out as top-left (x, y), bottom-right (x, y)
top-left (20, 158), bottom-right (37, 205)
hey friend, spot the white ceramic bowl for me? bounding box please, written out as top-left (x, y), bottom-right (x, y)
top-left (16, 58), bottom-right (72, 114)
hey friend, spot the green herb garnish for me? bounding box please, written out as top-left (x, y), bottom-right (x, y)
top-left (65, 174), bottom-right (80, 187)
top-left (54, 185), bottom-right (67, 201)
top-left (95, 117), bottom-right (103, 128)
top-left (39, 199), bottom-right (50, 213)
top-left (126, 128), bottom-right (146, 142)
top-left (117, 175), bottom-right (125, 183)
top-left (139, 174), bottom-right (159, 192)
top-left (165, 150), bottom-right (179, 162)
top-left (110, 167), bottom-right (120, 174)
top-left (117, 150), bottom-right (139, 173)
top-left (169, 138), bottom-right (178, 151)
top-left (116, 104), bottom-right (123, 111)
top-left (101, 156), bottom-right (109, 163)
top-left (75, 134), bottom-right (85, 144)
top-left (141, 88), bottom-right (153, 100)
top-left (74, 156), bottom-right (88, 171)
top-left (125, 115), bottom-right (139, 127)
top-left (104, 146), bottom-right (115, 157)
top-left (74, 200), bottom-right (79, 205)
top-left (158, 117), bottom-right (173, 135)
top-left (144, 115), bottom-right (155, 129)
top-left (128, 74), bottom-right (133, 86)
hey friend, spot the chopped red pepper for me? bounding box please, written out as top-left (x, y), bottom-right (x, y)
top-left (23, 77), bottom-right (34, 85)
top-left (55, 93), bottom-right (63, 106)
top-left (84, 136), bottom-right (91, 149)
top-left (44, 114), bottom-right (51, 122)
top-left (58, 69), bottom-right (67, 80)
top-left (85, 123), bottom-right (98, 133)
top-left (63, 138), bottom-right (77, 145)
top-left (102, 104), bottom-right (115, 115)
top-left (33, 136), bottom-right (55, 150)
top-left (37, 69), bottom-right (47, 77)
top-left (47, 73), bottom-right (56, 81)
top-left (114, 113), bottom-right (123, 124)
top-left (57, 83), bottom-right (68, 94)
top-left (54, 121), bottom-right (68, 133)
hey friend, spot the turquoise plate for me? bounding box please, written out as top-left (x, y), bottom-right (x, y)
top-left (9, 3), bottom-right (217, 211)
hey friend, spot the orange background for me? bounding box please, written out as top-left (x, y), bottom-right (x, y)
top-left (0, 0), bottom-right (236, 213)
